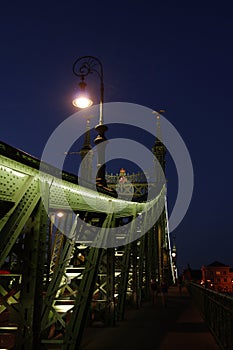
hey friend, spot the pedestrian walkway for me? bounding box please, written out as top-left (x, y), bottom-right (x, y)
top-left (81, 286), bottom-right (220, 350)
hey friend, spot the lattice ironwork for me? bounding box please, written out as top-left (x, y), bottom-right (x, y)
top-left (0, 140), bottom-right (173, 349)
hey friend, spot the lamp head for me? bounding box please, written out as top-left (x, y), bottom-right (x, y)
top-left (72, 80), bottom-right (93, 109)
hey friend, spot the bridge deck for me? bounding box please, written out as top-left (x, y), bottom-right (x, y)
top-left (80, 286), bottom-right (220, 350)
top-left (0, 285), bottom-right (222, 349)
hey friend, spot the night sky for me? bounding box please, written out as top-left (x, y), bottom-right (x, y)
top-left (1, 1), bottom-right (233, 272)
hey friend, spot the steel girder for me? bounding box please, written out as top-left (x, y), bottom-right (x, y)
top-left (0, 142), bottom-right (172, 350)
top-left (40, 215), bottom-right (78, 336)
top-left (115, 208), bottom-right (137, 321)
top-left (16, 191), bottom-right (49, 350)
top-left (0, 175), bottom-right (40, 267)
top-left (62, 212), bottom-right (114, 349)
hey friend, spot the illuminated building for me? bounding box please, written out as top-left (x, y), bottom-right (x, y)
top-left (202, 261), bottom-right (233, 293)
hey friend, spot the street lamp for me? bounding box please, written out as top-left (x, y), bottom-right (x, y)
top-left (72, 56), bottom-right (108, 189)
top-left (72, 79), bottom-right (93, 109)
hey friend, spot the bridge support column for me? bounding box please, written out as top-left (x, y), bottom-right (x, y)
top-left (63, 212), bottom-right (113, 350)
top-left (16, 183), bottom-right (49, 350)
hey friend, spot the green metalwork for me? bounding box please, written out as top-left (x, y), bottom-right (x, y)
top-left (0, 139), bottom-right (173, 349)
top-left (0, 274), bottom-right (20, 304)
top-left (131, 233), bottom-right (147, 309)
top-left (40, 214), bottom-right (78, 336)
top-left (106, 247), bottom-right (115, 326)
top-left (63, 212), bottom-right (114, 349)
top-left (115, 209), bottom-right (137, 321)
top-left (0, 176), bottom-right (40, 267)
top-left (151, 225), bottom-right (159, 281)
top-left (188, 282), bottom-right (233, 350)
top-left (137, 234), bottom-right (146, 305)
top-left (143, 230), bottom-right (152, 299)
top-left (115, 242), bottom-right (131, 322)
top-left (91, 247), bottom-right (115, 327)
top-left (15, 194), bottom-right (49, 350)
top-left (131, 240), bottom-right (139, 308)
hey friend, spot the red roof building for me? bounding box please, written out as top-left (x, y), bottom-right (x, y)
top-left (201, 261), bottom-right (233, 293)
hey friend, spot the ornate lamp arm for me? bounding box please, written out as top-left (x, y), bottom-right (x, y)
top-left (72, 56), bottom-right (104, 125)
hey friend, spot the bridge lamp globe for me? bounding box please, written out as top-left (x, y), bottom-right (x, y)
top-left (72, 81), bottom-right (93, 109)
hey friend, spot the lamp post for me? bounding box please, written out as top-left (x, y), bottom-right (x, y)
top-left (72, 56), bottom-right (108, 188)
top-left (171, 240), bottom-right (178, 282)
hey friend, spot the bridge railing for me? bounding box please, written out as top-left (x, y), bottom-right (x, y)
top-left (187, 282), bottom-right (233, 350)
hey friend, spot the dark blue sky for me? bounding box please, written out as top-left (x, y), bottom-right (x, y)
top-left (1, 1), bottom-right (233, 272)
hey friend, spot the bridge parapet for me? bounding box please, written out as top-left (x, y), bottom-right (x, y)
top-left (187, 282), bottom-right (233, 350)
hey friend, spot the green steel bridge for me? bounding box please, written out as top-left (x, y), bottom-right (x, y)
top-left (0, 139), bottom-right (174, 349)
top-left (1, 141), bottom-right (233, 350)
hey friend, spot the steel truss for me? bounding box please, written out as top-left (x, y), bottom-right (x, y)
top-left (0, 141), bottom-right (173, 349)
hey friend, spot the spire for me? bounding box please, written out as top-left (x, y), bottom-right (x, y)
top-left (152, 110), bottom-right (166, 172)
top-left (156, 113), bottom-right (162, 141)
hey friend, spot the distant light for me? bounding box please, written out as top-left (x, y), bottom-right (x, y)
top-left (115, 251), bottom-right (124, 256)
top-left (57, 211), bottom-right (64, 218)
top-left (54, 303), bottom-right (74, 313)
top-left (78, 244), bottom-right (88, 249)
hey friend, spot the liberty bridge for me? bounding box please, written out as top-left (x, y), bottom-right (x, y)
top-left (1, 54), bottom-right (231, 350)
top-left (0, 111), bottom-right (175, 349)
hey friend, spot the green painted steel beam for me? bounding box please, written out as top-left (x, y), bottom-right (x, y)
top-left (63, 212), bottom-right (114, 349)
top-left (0, 177), bottom-right (40, 267)
top-left (15, 194), bottom-right (49, 349)
top-left (116, 208), bottom-right (137, 321)
top-left (0, 141), bottom-right (172, 350)
top-left (40, 215), bottom-right (78, 335)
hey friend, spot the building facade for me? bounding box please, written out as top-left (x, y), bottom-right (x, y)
top-left (202, 261), bottom-right (233, 293)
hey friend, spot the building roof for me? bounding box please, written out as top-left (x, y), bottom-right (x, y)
top-left (207, 261), bottom-right (229, 267)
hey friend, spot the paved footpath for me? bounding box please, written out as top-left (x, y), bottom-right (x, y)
top-left (81, 287), bottom-right (220, 350)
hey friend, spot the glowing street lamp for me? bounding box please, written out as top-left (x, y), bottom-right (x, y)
top-left (171, 251), bottom-right (176, 258)
top-left (72, 56), bottom-right (108, 188)
top-left (72, 80), bottom-right (93, 109)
